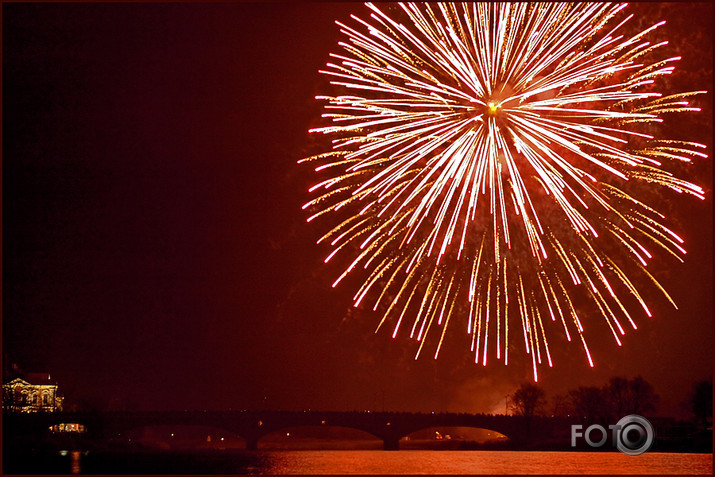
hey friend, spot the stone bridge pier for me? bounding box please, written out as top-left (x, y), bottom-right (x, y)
top-left (382, 435), bottom-right (400, 450)
top-left (245, 436), bottom-right (259, 451)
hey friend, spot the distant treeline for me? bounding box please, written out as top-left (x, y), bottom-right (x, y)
top-left (509, 377), bottom-right (712, 425)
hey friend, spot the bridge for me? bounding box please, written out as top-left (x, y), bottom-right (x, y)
top-left (3, 410), bottom-right (569, 450)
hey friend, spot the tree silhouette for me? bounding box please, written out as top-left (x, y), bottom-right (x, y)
top-left (627, 376), bottom-right (658, 416)
top-left (549, 393), bottom-right (572, 418)
top-left (598, 376), bottom-right (659, 420)
top-left (509, 382), bottom-right (546, 419)
top-left (569, 386), bottom-right (609, 424)
top-left (690, 380), bottom-right (713, 426)
top-left (605, 377), bottom-right (631, 419)
top-left (509, 382), bottom-right (546, 442)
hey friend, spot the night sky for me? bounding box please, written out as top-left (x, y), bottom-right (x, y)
top-left (3, 3), bottom-right (712, 418)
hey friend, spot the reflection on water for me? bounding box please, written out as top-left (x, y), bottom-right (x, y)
top-left (22, 450), bottom-right (712, 475)
top-left (262, 451), bottom-right (712, 475)
top-left (69, 450), bottom-right (81, 474)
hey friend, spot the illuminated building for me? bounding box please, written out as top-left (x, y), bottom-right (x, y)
top-left (3, 373), bottom-right (64, 413)
top-left (48, 423), bottom-right (86, 433)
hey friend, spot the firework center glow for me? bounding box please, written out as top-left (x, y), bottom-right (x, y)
top-left (487, 101), bottom-right (501, 117)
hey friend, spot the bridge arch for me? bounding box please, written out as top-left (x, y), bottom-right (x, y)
top-left (256, 424), bottom-right (383, 449)
top-left (114, 424), bottom-right (248, 450)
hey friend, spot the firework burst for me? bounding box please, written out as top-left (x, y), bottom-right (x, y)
top-left (300, 2), bottom-right (707, 380)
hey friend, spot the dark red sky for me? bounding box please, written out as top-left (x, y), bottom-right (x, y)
top-left (3, 3), bottom-right (712, 418)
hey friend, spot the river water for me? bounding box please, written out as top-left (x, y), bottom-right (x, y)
top-left (16, 449), bottom-right (712, 474)
top-left (262, 451), bottom-right (712, 474)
